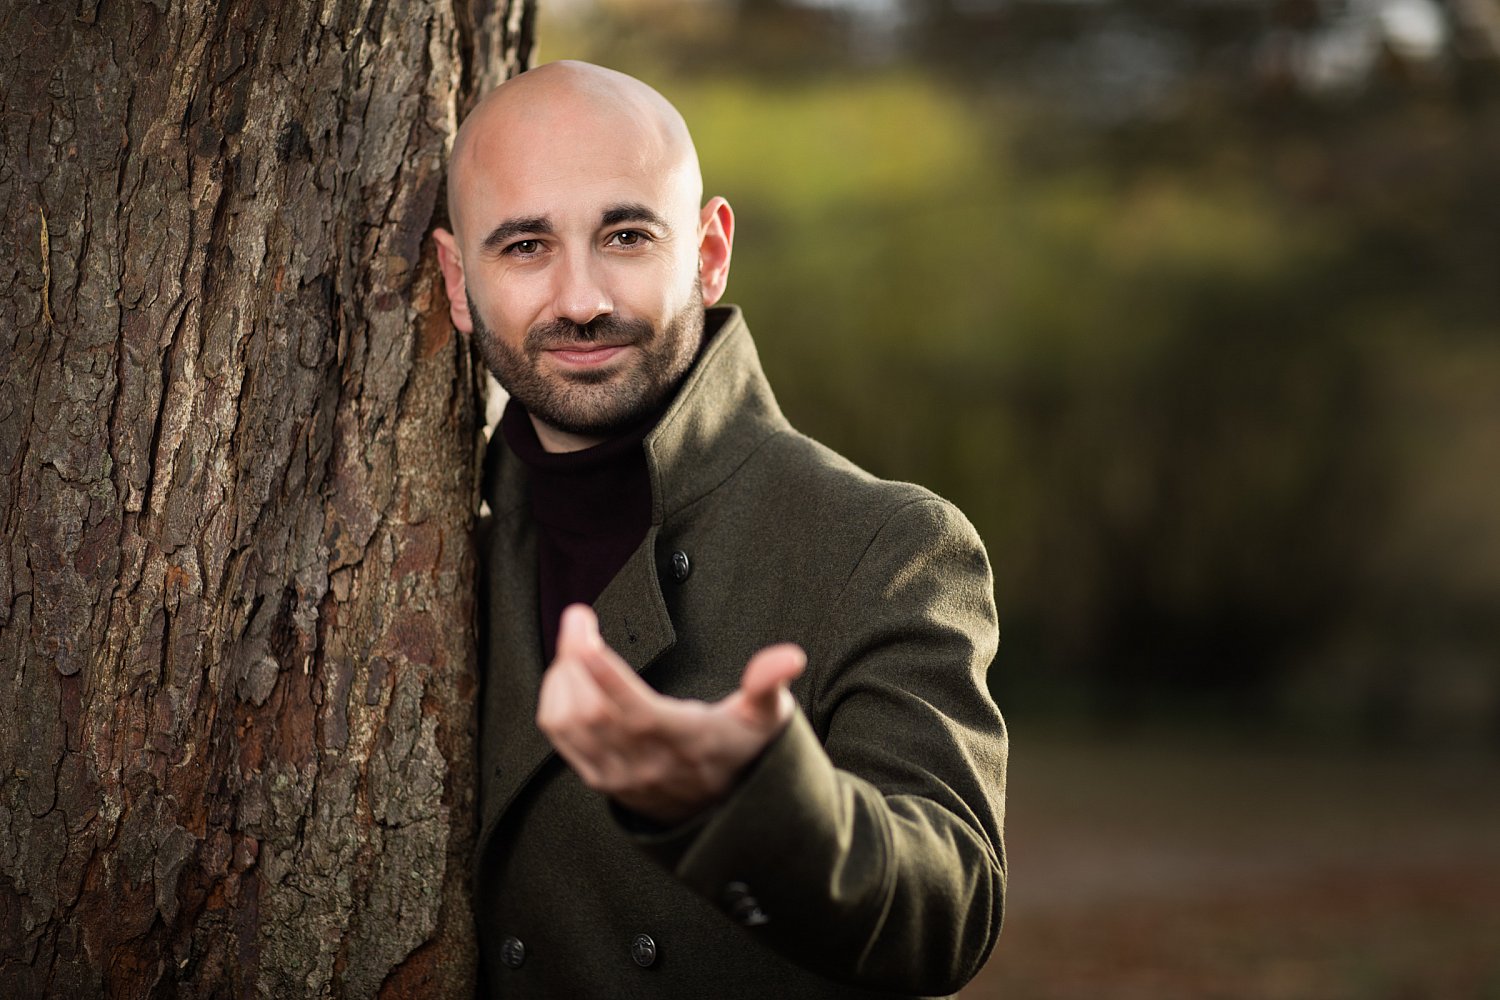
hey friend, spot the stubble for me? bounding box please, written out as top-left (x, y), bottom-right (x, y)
top-left (468, 281), bottom-right (705, 438)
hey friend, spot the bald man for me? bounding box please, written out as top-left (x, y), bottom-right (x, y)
top-left (434, 62), bottom-right (1007, 999)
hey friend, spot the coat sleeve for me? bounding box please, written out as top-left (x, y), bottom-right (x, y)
top-left (626, 497), bottom-right (1008, 996)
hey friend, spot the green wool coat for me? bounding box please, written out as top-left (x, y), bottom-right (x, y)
top-left (476, 306), bottom-right (1008, 999)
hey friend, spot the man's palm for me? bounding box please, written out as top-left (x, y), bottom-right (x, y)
top-left (536, 604), bottom-right (806, 825)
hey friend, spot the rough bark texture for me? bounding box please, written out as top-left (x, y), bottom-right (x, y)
top-left (0, 2), bottom-right (534, 996)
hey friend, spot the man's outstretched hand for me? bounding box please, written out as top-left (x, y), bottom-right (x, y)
top-left (536, 603), bottom-right (807, 826)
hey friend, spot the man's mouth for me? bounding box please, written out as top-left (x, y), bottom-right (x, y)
top-left (544, 343), bottom-right (631, 367)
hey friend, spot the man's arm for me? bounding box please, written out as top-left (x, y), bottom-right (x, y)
top-left (538, 497), bottom-right (1007, 995)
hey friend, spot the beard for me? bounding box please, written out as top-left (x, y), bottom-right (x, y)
top-left (469, 281), bottom-right (705, 439)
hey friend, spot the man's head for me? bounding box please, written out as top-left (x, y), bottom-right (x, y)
top-left (433, 61), bottom-right (734, 453)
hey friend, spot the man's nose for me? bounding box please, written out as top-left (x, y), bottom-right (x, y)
top-left (550, 249), bottom-right (613, 327)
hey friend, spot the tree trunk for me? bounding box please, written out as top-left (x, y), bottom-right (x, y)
top-left (0, 2), bottom-right (534, 995)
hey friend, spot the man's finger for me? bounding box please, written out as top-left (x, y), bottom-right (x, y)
top-left (734, 643), bottom-right (806, 726)
top-left (538, 658), bottom-right (613, 738)
top-left (556, 603), bottom-right (660, 715)
top-left (537, 658), bottom-right (628, 784)
top-left (555, 603), bottom-right (604, 659)
top-left (578, 636), bottom-right (660, 718)
top-left (535, 657), bottom-right (576, 735)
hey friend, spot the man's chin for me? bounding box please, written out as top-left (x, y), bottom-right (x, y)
top-left (543, 362), bottom-right (625, 387)
top-left (530, 383), bottom-right (662, 438)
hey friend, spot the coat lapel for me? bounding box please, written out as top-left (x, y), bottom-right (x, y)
top-left (478, 506), bottom-right (554, 845)
top-left (593, 526), bottom-right (676, 675)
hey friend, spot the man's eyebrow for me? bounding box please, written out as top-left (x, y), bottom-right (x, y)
top-left (480, 216), bottom-right (553, 255)
top-left (601, 203), bottom-right (673, 235)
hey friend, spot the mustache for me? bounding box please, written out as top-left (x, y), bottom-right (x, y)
top-left (525, 315), bottom-right (655, 351)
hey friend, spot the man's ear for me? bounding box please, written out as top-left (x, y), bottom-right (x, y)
top-left (432, 228), bottom-right (474, 333)
top-left (697, 197), bottom-right (734, 308)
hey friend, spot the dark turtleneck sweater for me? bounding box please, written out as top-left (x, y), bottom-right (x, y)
top-left (499, 401), bottom-right (657, 663)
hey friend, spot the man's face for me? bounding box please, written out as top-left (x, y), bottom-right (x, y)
top-left (466, 273), bottom-right (703, 439)
top-left (445, 97), bottom-right (714, 441)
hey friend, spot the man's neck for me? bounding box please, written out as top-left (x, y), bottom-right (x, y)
top-left (530, 415), bottom-right (606, 454)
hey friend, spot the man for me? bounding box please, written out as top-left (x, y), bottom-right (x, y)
top-left (432, 61), bottom-right (1007, 999)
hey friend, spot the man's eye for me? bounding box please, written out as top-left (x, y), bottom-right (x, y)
top-left (610, 230), bottom-right (646, 247)
top-left (507, 239), bottom-right (541, 255)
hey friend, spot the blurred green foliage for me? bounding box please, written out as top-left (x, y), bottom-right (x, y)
top-left (535, 1), bottom-right (1500, 742)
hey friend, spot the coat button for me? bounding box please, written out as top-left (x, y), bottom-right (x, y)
top-left (630, 932), bottom-right (658, 968)
top-left (500, 935), bottom-right (526, 969)
top-left (669, 550), bottom-right (691, 582)
top-left (722, 881), bottom-right (769, 927)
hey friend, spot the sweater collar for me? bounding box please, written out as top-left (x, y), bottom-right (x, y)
top-left (498, 393), bottom-right (655, 534)
top-left (487, 305), bottom-right (789, 525)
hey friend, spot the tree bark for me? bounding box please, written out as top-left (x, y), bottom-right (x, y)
top-left (0, 2), bottom-right (533, 995)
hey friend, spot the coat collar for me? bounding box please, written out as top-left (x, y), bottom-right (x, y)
top-left (486, 304), bottom-right (790, 527)
top-left (643, 305), bottom-right (791, 521)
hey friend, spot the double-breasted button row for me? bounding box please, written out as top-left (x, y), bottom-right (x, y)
top-left (497, 934), bottom-right (659, 971)
top-left (721, 881), bottom-right (769, 926)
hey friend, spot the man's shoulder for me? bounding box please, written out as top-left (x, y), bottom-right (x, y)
top-left (726, 426), bottom-right (981, 549)
top-left (756, 427), bottom-right (920, 498)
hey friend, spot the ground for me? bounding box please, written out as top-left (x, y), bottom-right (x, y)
top-left (966, 730), bottom-right (1500, 999)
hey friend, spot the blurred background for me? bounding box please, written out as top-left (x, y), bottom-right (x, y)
top-left (536, 1), bottom-right (1500, 995)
